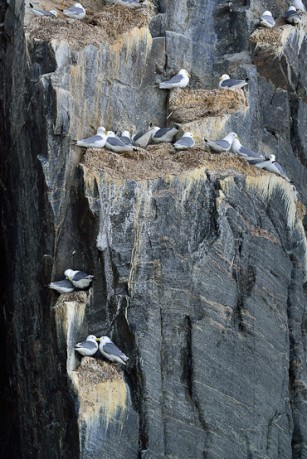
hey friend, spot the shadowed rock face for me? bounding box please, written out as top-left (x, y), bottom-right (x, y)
top-left (1, 1), bottom-right (307, 458)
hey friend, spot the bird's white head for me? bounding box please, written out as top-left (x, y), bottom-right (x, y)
top-left (96, 336), bottom-right (111, 345)
top-left (106, 131), bottom-right (115, 137)
top-left (50, 10), bottom-right (58, 16)
top-left (86, 335), bottom-right (97, 343)
top-left (121, 130), bottom-right (131, 138)
top-left (269, 154), bottom-right (276, 161)
top-left (97, 127), bottom-right (106, 135)
top-left (263, 11), bottom-right (272, 16)
top-left (74, 3), bottom-right (84, 8)
top-left (288, 6), bottom-right (297, 11)
top-left (220, 74), bottom-right (230, 81)
top-left (226, 132), bottom-right (238, 141)
top-left (179, 69), bottom-right (191, 78)
top-left (64, 269), bottom-right (74, 280)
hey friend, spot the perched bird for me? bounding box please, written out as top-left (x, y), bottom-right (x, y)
top-left (159, 69), bottom-right (191, 89)
top-left (152, 126), bottom-right (179, 143)
top-left (49, 279), bottom-right (75, 294)
top-left (292, 0), bottom-right (306, 13)
top-left (285, 6), bottom-right (302, 24)
top-left (132, 126), bottom-right (160, 148)
top-left (231, 137), bottom-right (265, 163)
top-left (119, 131), bottom-right (132, 146)
top-left (29, 3), bottom-right (58, 17)
top-left (64, 269), bottom-right (94, 289)
top-left (105, 131), bottom-right (133, 153)
top-left (259, 11), bottom-right (275, 28)
top-left (254, 154), bottom-right (290, 181)
top-left (63, 2), bottom-right (86, 19)
top-left (105, 0), bottom-right (146, 7)
top-left (75, 335), bottom-right (98, 356)
top-left (173, 132), bottom-right (195, 150)
top-left (75, 127), bottom-right (107, 148)
top-left (219, 74), bottom-right (249, 90)
top-left (96, 336), bottom-right (129, 365)
top-left (205, 132), bottom-right (238, 153)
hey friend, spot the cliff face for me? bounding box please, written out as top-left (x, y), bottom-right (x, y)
top-left (1, 0), bottom-right (307, 458)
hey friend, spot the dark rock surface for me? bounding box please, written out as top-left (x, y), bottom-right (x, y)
top-left (0, 0), bottom-right (307, 458)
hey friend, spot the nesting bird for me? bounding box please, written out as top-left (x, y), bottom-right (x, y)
top-left (64, 269), bottom-right (94, 289)
top-left (105, 131), bottom-right (134, 153)
top-left (285, 6), bottom-right (302, 24)
top-left (259, 11), bottom-right (275, 28)
top-left (119, 131), bottom-right (132, 146)
top-left (96, 336), bottom-right (129, 365)
top-left (254, 154), bottom-right (290, 181)
top-left (75, 335), bottom-right (99, 356)
top-left (29, 3), bottom-right (58, 17)
top-left (292, 0), bottom-right (306, 13)
top-left (63, 2), bottom-right (86, 19)
top-left (205, 132), bottom-right (238, 153)
top-left (173, 132), bottom-right (195, 150)
top-left (132, 126), bottom-right (160, 148)
top-left (219, 74), bottom-right (249, 90)
top-left (151, 126), bottom-right (179, 143)
top-left (231, 137), bottom-right (265, 163)
top-left (75, 127), bottom-right (107, 148)
top-left (159, 69), bottom-right (191, 89)
top-left (49, 279), bottom-right (75, 294)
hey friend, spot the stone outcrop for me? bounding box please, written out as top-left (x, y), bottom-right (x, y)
top-left (1, 0), bottom-right (307, 458)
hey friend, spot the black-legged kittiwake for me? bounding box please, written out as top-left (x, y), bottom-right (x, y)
top-left (29, 3), bottom-right (58, 17)
top-left (219, 74), bottom-right (249, 90)
top-left (152, 126), bottom-right (179, 143)
top-left (231, 137), bottom-right (265, 163)
top-left (132, 126), bottom-right (160, 148)
top-left (96, 336), bottom-right (129, 365)
top-left (159, 69), bottom-right (191, 89)
top-left (64, 269), bottom-right (94, 289)
top-left (173, 132), bottom-right (195, 150)
top-left (75, 335), bottom-right (98, 356)
top-left (259, 11), bottom-right (275, 28)
top-left (63, 2), bottom-right (86, 19)
top-left (49, 279), bottom-right (75, 294)
top-left (254, 154), bottom-right (290, 180)
top-left (105, 131), bottom-right (134, 153)
top-left (119, 131), bottom-right (132, 146)
top-left (205, 132), bottom-right (238, 152)
top-left (285, 6), bottom-right (302, 24)
top-left (105, 0), bottom-right (146, 7)
top-left (76, 127), bottom-right (107, 148)
top-left (292, 0), bottom-right (306, 13)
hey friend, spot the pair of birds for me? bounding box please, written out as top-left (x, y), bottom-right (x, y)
top-left (29, 2), bottom-right (86, 19)
top-left (75, 335), bottom-right (129, 365)
top-left (205, 132), bottom-right (290, 181)
top-left (159, 69), bottom-right (248, 92)
top-left (49, 269), bottom-right (94, 294)
top-left (76, 126), bottom-right (196, 151)
top-left (259, 2), bottom-right (305, 28)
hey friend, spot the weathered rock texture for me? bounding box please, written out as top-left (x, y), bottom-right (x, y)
top-left (1, 0), bottom-right (307, 458)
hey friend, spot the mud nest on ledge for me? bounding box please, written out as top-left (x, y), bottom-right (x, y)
top-left (26, 4), bottom-right (153, 46)
top-left (76, 357), bottom-right (123, 385)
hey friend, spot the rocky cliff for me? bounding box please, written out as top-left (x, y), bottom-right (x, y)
top-left (1, 0), bottom-right (307, 458)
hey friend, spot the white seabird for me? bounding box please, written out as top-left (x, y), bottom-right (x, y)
top-left (219, 74), bottom-right (249, 90)
top-left (105, 131), bottom-right (134, 153)
top-left (75, 335), bottom-right (98, 356)
top-left (132, 126), bottom-right (160, 148)
top-left (259, 11), bottom-right (275, 28)
top-left (292, 0), bottom-right (306, 13)
top-left (152, 126), bottom-right (179, 143)
top-left (119, 131), bottom-right (132, 146)
top-left (205, 132), bottom-right (238, 153)
top-left (63, 2), bottom-right (86, 19)
top-left (285, 6), bottom-right (302, 24)
top-left (96, 336), bottom-right (129, 365)
top-left (49, 279), bottom-right (75, 294)
top-left (159, 69), bottom-right (191, 89)
top-left (29, 3), bottom-right (58, 17)
top-left (76, 127), bottom-right (107, 148)
top-left (231, 137), bottom-right (265, 163)
top-left (64, 269), bottom-right (94, 289)
top-left (254, 154), bottom-right (290, 181)
top-left (173, 132), bottom-right (195, 150)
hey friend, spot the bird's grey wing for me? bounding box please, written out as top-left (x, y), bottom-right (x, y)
top-left (215, 139), bottom-right (230, 149)
top-left (221, 79), bottom-right (243, 87)
top-left (175, 137), bottom-right (194, 147)
top-left (119, 136), bottom-right (132, 145)
top-left (103, 342), bottom-right (127, 359)
top-left (240, 146), bottom-right (264, 159)
top-left (107, 137), bottom-right (125, 147)
top-left (75, 341), bottom-right (97, 351)
top-left (67, 6), bottom-right (83, 14)
top-left (154, 128), bottom-right (172, 138)
top-left (273, 162), bottom-right (288, 177)
top-left (163, 74), bottom-right (183, 85)
top-left (52, 279), bottom-right (75, 288)
top-left (132, 131), bottom-right (146, 141)
top-left (262, 15), bottom-right (275, 25)
top-left (73, 271), bottom-right (92, 281)
top-left (79, 134), bottom-right (102, 143)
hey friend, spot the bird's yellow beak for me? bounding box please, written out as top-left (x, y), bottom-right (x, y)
top-left (96, 338), bottom-right (101, 342)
